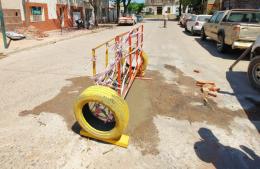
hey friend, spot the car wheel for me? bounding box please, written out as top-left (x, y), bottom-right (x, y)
top-left (248, 56), bottom-right (260, 91)
top-left (217, 34), bottom-right (227, 53)
top-left (191, 27), bottom-right (195, 36)
top-left (185, 26), bottom-right (188, 32)
top-left (200, 28), bottom-right (206, 41)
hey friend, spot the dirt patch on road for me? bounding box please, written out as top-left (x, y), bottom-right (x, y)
top-left (126, 64), bottom-right (249, 155)
top-left (0, 53), bottom-right (6, 60)
top-left (19, 65), bottom-right (257, 156)
top-left (19, 76), bottom-right (93, 127)
top-left (156, 65), bottom-right (246, 125)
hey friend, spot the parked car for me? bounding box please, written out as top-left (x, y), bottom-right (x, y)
top-left (118, 14), bottom-right (137, 25)
top-left (229, 35), bottom-right (260, 90)
top-left (185, 15), bottom-right (212, 35)
top-left (248, 35), bottom-right (260, 90)
top-left (136, 15), bottom-right (143, 23)
top-left (201, 9), bottom-right (260, 53)
top-left (179, 13), bottom-right (193, 27)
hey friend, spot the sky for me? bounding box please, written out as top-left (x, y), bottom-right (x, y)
top-left (132, 0), bottom-right (145, 3)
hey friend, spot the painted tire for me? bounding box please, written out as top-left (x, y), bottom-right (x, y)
top-left (74, 85), bottom-right (129, 140)
top-left (141, 51), bottom-right (149, 72)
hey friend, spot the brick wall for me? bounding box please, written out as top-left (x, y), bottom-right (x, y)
top-left (22, 2), bottom-right (83, 31)
top-left (3, 9), bottom-right (23, 31)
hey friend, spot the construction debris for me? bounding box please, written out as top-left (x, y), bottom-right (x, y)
top-left (6, 31), bottom-right (25, 40)
top-left (196, 80), bottom-right (220, 102)
top-left (15, 25), bottom-right (48, 39)
top-left (193, 69), bottom-right (200, 73)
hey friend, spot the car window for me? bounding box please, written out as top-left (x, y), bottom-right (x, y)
top-left (209, 12), bottom-right (219, 23)
top-left (186, 14), bottom-right (192, 19)
top-left (251, 13), bottom-right (260, 23)
top-left (228, 12), bottom-right (260, 23)
top-left (198, 16), bottom-right (211, 21)
top-left (222, 15), bottom-right (228, 22)
top-left (191, 15), bottom-right (197, 21)
top-left (215, 12), bottom-right (224, 23)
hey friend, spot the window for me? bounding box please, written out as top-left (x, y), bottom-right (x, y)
top-left (251, 13), bottom-right (260, 23)
top-left (215, 12), bottom-right (224, 23)
top-left (222, 15), bottom-right (228, 22)
top-left (102, 8), bottom-right (106, 17)
top-left (167, 7), bottom-right (171, 13)
top-left (30, 6), bottom-right (45, 22)
top-left (228, 12), bottom-right (260, 23)
top-left (191, 15), bottom-right (197, 21)
top-left (209, 12), bottom-right (218, 23)
top-left (198, 16), bottom-right (211, 21)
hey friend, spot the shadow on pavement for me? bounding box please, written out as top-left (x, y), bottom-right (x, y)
top-left (182, 30), bottom-right (193, 36)
top-left (194, 38), bottom-right (245, 60)
top-left (226, 71), bottom-right (260, 132)
top-left (194, 128), bottom-right (260, 169)
top-left (71, 122), bottom-right (81, 134)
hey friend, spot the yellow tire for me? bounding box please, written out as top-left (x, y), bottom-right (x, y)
top-left (141, 51), bottom-right (148, 72)
top-left (74, 85), bottom-right (129, 140)
top-left (138, 51), bottom-right (148, 76)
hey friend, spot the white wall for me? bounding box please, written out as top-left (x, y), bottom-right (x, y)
top-left (1, 0), bottom-right (20, 9)
top-left (172, 5), bottom-right (179, 16)
top-left (28, 0), bottom-right (58, 19)
top-left (163, 6), bottom-right (172, 15)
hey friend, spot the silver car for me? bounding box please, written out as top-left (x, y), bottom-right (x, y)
top-left (186, 15), bottom-right (212, 35)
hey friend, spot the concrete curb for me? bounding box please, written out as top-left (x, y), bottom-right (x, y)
top-left (2, 26), bottom-right (116, 56)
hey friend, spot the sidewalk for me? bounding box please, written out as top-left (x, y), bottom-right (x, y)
top-left (0, 24), bottom-right (116, 57)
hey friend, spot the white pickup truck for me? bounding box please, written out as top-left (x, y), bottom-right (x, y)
top-left (201, 9), bottom-right (260, 53)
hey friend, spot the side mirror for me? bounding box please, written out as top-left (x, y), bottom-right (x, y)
top-left (205, 18), bottom-right (210, 22)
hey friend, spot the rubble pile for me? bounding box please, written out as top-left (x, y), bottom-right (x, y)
top-left (15, 26), bottom-right (49, 39)
top-left (196, 81), bottom-right (220, 103)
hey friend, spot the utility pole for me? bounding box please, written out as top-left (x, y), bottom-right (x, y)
top-left (179, 0), bottom-right (182, 19)
top-left (0, 0), bottom-right (7, 49)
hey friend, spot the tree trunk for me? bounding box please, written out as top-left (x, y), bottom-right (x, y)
top-left (179, 0), bottom-right (182, 18)
top-left (90, 1), bottom-right (98, 27)
top-left (116, 0), bottom-right (120, 22)
top-left (123, 2), bottom-right (127, 14)
top-left (94, 5), bottom-right (98, 26)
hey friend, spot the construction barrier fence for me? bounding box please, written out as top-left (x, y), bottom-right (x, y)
top-left (74, 25), bottom-right (148, 147)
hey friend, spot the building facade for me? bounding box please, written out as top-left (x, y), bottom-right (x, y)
top-left (1, 0), bottom-right (23, 30)
top-left (205, 0), bottom-right (260, 13)
top-left (222, 0), bottom-right (260, 10)
top-left (204, 0), bottom-right (221, 13)
top-left (1, 0), bottom-right (109, 31)
top-left (144, 0), bottom-right (175, 15)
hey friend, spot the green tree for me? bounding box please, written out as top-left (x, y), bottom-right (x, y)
top-left (122, 0), bottom-right (132, 14)
top-left (180, 0), bottom-right (203, 14)
top-left (128, 3), bottom-right (144, 14)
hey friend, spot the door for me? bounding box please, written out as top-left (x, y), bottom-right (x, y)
top-left (205, 12), bottom-right (219, 38)
top-left (73, 12), bottom-right (81, 27)
top-left (60, 7), bottom-right (65, 27)
top-left (211, 12), bottom-right (225, 41)
top-left (157, 7), bottom-right (162, 15)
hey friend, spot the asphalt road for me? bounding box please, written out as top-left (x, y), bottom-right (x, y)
top-left (0, 20), bottom-right (259, 168)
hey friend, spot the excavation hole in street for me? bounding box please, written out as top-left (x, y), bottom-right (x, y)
top-left (82, 103), bottom-right (116, 131)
